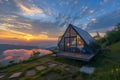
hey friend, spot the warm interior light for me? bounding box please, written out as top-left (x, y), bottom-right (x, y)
top-left (67, 43), bottom-right (70, 46)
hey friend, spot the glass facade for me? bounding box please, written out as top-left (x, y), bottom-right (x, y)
top-left (59, 27), bottom-right (84, 53)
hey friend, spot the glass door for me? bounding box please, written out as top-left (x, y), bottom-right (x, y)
top-left (64, 36), bottom-right (77, 52)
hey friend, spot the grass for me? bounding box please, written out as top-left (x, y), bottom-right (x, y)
top-left (0, 42), bottom-right (120, 80)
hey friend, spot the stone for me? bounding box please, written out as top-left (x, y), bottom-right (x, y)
top-left (0, 73), bottom-right (6, 78)
top-left (51, 54), bottom-right (56, 57)
top-left (26, 70), bottom-right (36, 76)
top-left (36, 66), bottom-right (46, 71)
top-left (48, 62), bottom-right (57, 68)
top-left (80, 66), bottom-right (95, 74)
top-left (49, 64), bottom-right (57, 67)
top-left (9, 72), bottom-right (22, 78)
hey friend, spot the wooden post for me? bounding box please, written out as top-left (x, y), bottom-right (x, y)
top-left (76, 34), bottom-right (77, 53)
top-left (64, 38), bottom-right (65, 51)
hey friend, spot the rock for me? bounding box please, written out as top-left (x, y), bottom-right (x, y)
top-left (36, 66), bottom-right (46, 71)
top-left (9, 72), bottom-right (22, 78)
top-left (49, 64), bottom-right (57, 67)
top-left (0, 73), bottom-right (6, 78)
top-left (48, 62), bottom-right (57, 68)
top-left (80, 66), bottom-right (95, 74)
top-left (51, 54), bottom-right (56, 57)
top-left (26, 70), bottom-right (36, 76)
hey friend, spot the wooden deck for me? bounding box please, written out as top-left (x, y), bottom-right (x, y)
top-left (56, 51), bottom-right (95, 62)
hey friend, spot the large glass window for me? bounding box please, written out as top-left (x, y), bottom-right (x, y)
top-left (70, 28), bottom-right (76, 36)
top-left (59, 27), bottom-right (84, 52)
top-left (77, 35), bottom-right (84, 48)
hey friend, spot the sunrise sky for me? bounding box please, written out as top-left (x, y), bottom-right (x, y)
top-left (0, 0), bottom-right (120, 47)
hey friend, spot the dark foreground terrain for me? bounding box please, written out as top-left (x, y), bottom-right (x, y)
top-left (0, 42), bottom-right (120, 80)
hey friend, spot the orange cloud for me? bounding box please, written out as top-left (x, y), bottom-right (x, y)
top-left (23, 34), bottom-right (58, 41)
top-left (0, 23), bottom-right (57, 41)
top-left (15, 0), bottom-right (45, 16)
top-left (34, 34), bottom-right (58, 41)
top-left (0, 30), bottom-right (57, 41)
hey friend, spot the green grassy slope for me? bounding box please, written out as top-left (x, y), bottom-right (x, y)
top-left (0, 42), bottom-right (120, 80)
top-left (110, 42), bottom-right (120, 52)
top-left (109, 42), bottom-right (120, 62)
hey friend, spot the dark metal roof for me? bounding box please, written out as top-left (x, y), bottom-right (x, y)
top-left (70, 24), bottom-right (95, 45)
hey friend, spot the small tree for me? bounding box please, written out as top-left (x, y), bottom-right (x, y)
top-left (115, 23), bottom-right (120, 31)
top-left (106, 23), bottom-right (120, 45)
top-left (32, 51), bottom-right (40, 56)
top-left (9, 60), bottom-right (15, 64)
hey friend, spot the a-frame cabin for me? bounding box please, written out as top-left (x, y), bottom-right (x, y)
top-left (57, 24), bottom-right (98, 61)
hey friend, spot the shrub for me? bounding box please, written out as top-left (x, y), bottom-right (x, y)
top-left (89, 42), bottom-right (101, 53)
top-left (9, 60), bottom-right (15, 64)
top-left (32, 51), bottom-right (40, 56)
top-left (98, 23), bottom-right (120, 46)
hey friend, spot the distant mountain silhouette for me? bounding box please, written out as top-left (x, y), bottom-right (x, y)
top-left (0, 44), bottom-right (39, 53)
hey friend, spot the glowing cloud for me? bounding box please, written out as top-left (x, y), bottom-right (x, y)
top-left (24, 35), bottom-right (33, 41)
top-left (91, 18), bottom-right (96, 22)
top-left (15, 0), bottom-right (45, 17)
top-left (0, 25), bottom-right (57, 41)
top-left (90, 10), bottom-right (95, 14)
top-left (82, 23), bottom-right (88, 30)
top-left (33, 34), bottom-right (57, 41)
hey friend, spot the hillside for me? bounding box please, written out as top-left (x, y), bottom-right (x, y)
top-left (0, 42), bottom-right (120, 80)
top-left (110, 42), bottom-right (120, 52)
top-left (109, 42), bottom-right (120, 62)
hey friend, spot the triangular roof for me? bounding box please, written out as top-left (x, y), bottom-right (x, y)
top-left (58, 24), bottom-right (95, 46)
top-left (71, 24), bottom-right (95, 45)
top-left (57, 24), bottom-right (98, 61)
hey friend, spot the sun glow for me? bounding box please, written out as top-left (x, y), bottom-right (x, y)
top-left (24, 35), bottom-right (33, 41)
top-left (26, 37), bottom-right (31, 41)
top-left (0, 30), bottom-right (58, 41)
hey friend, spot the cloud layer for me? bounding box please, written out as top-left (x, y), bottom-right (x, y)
top-left (0, 0), bottom-right (120, 47)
